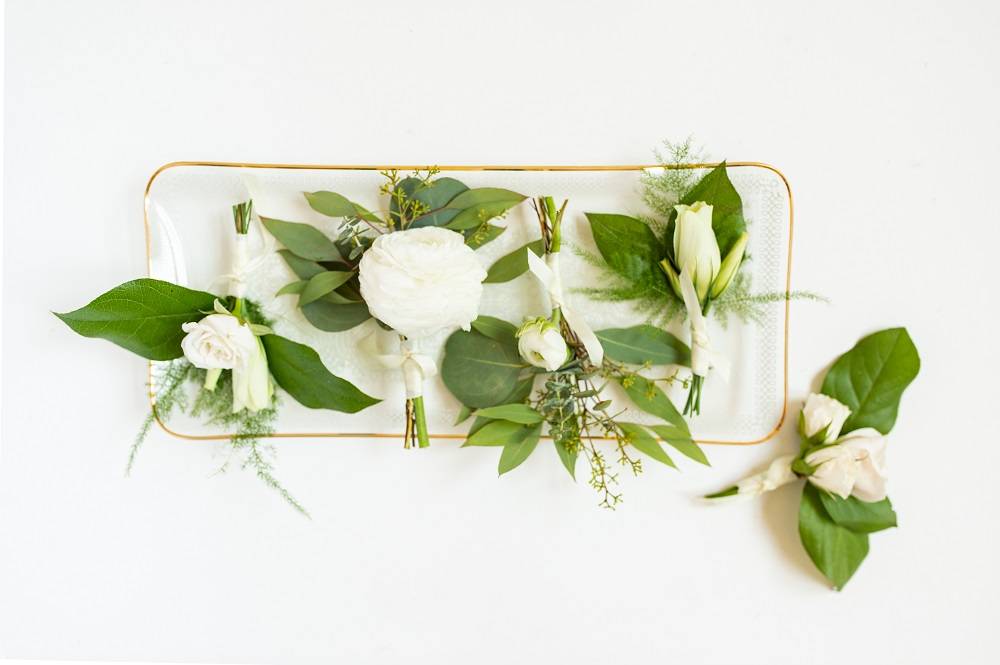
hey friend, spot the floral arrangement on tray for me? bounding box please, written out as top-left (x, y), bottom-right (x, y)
top-left (54, 142), bottom-right (921, 589)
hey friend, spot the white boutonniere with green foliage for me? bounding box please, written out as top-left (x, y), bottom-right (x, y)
top-left (707, 327), bottom-right (920, 589)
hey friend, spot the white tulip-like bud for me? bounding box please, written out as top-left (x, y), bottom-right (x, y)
top-left (358, 227), bottom-right (486, 340)
top-left (801, 393), bottom-right (852, 443)
top-left (232, 335), bottom-right (273, 413)
top-left (806, 428), bottom-right (889, 502)
top-left (673, 201), bottom-right (721, 302)
top-left (516, 317), bottom-right (569, 371)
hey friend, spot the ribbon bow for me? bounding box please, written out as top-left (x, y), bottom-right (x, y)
top-left (677, 268), bottom-right (730, 381)
top-left (213, 231), bottom-right (276, 299)
top-left (363, 330), bottom-right (438, 398)
top-left (526, 250), bottom-right (604, 366)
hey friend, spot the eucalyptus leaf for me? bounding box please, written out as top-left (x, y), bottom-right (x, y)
top-left (585, 212), bottom-right (668, 294)
top-left (799, 483), bottom-right (869, 590)
top-left (276, 281), bottom-right (307, 297)
top-left (475, 404), bottom-right (543, 424)
top-left (298, 271), bottom-right (355, 306)
top-left (442, 329), bottom-right (525, 408)
top-left (619, 375), bottom-right (690, 433)
top-left (54, 278), bottom-right (217, 360)
top-left (484, 240), bottom-right (545, 283)
top-left (445, 188), bottom-right (527, 230)
top-left (399, 177), bottom-right (469, 228)
top-left (278, 249), bottom-right (327, 280)
top-left (305, 191), bottom-right (381, 224)
top-left (553, 438), bottom-right (578, 480)
top-left (498, 423), bottom-right (543, 475)
top-left (597, 325), bottom-right (691, 367)
top-left (818, 493), bottom-right (897, 534)
top-left (820, 327), bottom-right (920, 434)
top-left (261, 334), bottom-right (380, 413)
top-left (618, 422), bottom-right (676, 468)
top-left (261, 217), bottom-right (342, 262)
top-left (454, 404), bottom-right (473, 426)
top-left (464, 223), bottom-right (506, 248)
top-left (470, 315), bottom-right (518, 345)
top-left (300, 300), bottom-right (371, 332)
top-left (667, 161), bottom-right (747, 258)
top-left (648, 425), bottom-right (709, 466)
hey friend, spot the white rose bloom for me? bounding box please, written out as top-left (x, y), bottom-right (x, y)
top-left (181, 314), bottom-right (258, 369)
top-left (232, 335), bottom-right (273, 413)
top-left (516, 318), bottom-right (569, 371)
top-left (801, 393), bottom-right (852, 443)
top-left (673, 201), bottom-right (721, 302)
top-left (806, 428), bottom-right (889, 502)
top-left (358, 227), bottom-right (486, 339)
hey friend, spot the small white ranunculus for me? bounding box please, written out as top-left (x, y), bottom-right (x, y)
top-left (801, 393), bottom-right (852, 443)
top-left (181, 314), bottom-right (258, 369)
top-left (232, 335), bottom-right (273, 413)
top-left (516, 317), bottom-right (569, 371)
top-left (805, 428), bottom-right (888, 502)
top-left (358, 227), bottom-right (486, 339)
top-left (673, 201), bottom-right (721, 302)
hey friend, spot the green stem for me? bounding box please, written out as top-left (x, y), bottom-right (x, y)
top-left (412, 396), bottom-right (430, 448)
top-left (233, 297), bottom-right (245, 320)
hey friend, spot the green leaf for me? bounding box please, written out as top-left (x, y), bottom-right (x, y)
top-left (475, 404), bottom-right (543, 424)
top-left (464, 420), bottom-right (532, 447)
top-left (300, 300), bottom-right (371, 332)
top-left (817, 493), bottom-right (897, 534)
top-left (799, 483), bottom-right (869, 590)
top-left (585, 212), bottom-right (668, 294)
top-left (454, 404), bottom-right (473, 426)
top-left (596, 325), bottom-right (691, 367)
top-left (499, 423), bottom-right (543, 475)
top-left (261, 217), bottom-right (342, 262)
top-left (820, 327), bottom-right (921, 434)
top-left (277, 249), bottom-right (327, 280)
top-left (470, 315), bottom-right (518, 345)
top-left (276, 280), bottom-right (307, 296)
top-left (619, 375), bottom-right (690, 434)
top-left (668, 162), bottom-right (747, 258)
top-left (298, 271), bottom-right (355, 306)
top-left (261, 334), bottom-right (380, 413)
top-left (304, 191), bottom-right (381, 224)
top-left (484, 240), bottom-right (545, 283)
top-left (444, 188), bottom-right (527, 230)
top-left (618, 422), bottom-right (676, 468)
top-left (398, 177), bottom-right (469, 228)
top-left (648, 425), bottom-right (709, 466)
top-left (441, 329), bottom-right (526, 408)
top-left (54, 278), bottom-right (217, 360)
top-left (553, 438), bottom-right (578, 480)
top-left (464, 222), bottom-right (506, 249)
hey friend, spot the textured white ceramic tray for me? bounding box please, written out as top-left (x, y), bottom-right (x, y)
top-left (145, 163), bottom-right (793, 445)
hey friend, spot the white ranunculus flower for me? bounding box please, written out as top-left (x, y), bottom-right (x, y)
top-left (358, 227), bottom-right (486, 339)
top-left (516, 317), bottom-right (569, 371)
top-left (232, 335), bottom-right (273, 413)
top-left (673, 201), bottom-right (721, 302)
top-left (805, 428), bottom-right (888, 502)
top-left (801, 393), bottom-right (852, 443)
top-left (181, 314), bottom-right (258, 369)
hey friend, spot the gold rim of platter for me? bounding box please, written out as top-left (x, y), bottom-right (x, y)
top-left (144, 161), bottom-right (794, 446)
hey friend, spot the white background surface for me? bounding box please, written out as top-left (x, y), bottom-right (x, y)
top-left (2, 1), bottom-right (998, 663)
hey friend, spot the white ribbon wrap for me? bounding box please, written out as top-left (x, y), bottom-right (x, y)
top-left (526, 250), bottom-right (605, 366)
top-left (214, 229), bottom-right (275, 300)
top-left (678, 268), bottom-right (730, 381)
top-left (364, 330), bottom-right (438, 399)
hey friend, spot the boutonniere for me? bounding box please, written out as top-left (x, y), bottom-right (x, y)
top-left (707, 327), bottom-right (920, 589)
top-left (441, 197), bottom-right (707, 508)
top-left (260, 170), bottom-right (527, 448)
top-left (55, 201), bottom-right (380, 514)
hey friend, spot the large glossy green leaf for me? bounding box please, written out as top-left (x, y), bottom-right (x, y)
top-left (648, 425), bottom-right (709, 466)
top-left (441, 329), bottom-right (526, 408)
top-left (618, 422), bottom-right (676, 468)
top-left (799, 484), bottom-right (869, 590)
top-left (298, 271), bottom-right (355, 306)
top-left (277, 250), bottom-right (327, 280)
top-left (499, 423), bottom-right (543, 475)
top-left (597, 325), bottom-right (690, 367)
top-left (261, 217), bottom-right (342, 262)
top-left (261, 334), bottom-right (380, 413)
top-left (484, 240), bottom-right (545, 283)
top-left (55, 278), bottom-right (217, 360)
top-left (475, 404), bottom-right (543, 424)
top-left (667, 162), bottom-right (746, 258)
top-left (445, 188), bottom-right (527, 230)
top-left (619, 375), bottom-right (689, 433)
top-left (300, 300), bottom-right (371, 332)
top-left (820, 328), bottom-right (920, 434)
top-left (818, 493), bottom-right (897, 534)
top-left (585, 212), bottom-right (669, 294)
top-left (304, 191), bottom-right (381, 224)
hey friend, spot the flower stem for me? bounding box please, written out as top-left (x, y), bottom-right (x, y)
top-left (412, 395), bottom-right (430, 448)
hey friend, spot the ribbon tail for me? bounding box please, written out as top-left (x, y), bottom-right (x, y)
top-left (561, 305), bottom-right (605, 366)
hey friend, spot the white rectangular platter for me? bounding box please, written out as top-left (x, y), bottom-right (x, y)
top-left (146, 163), bottom-right (793, 445)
